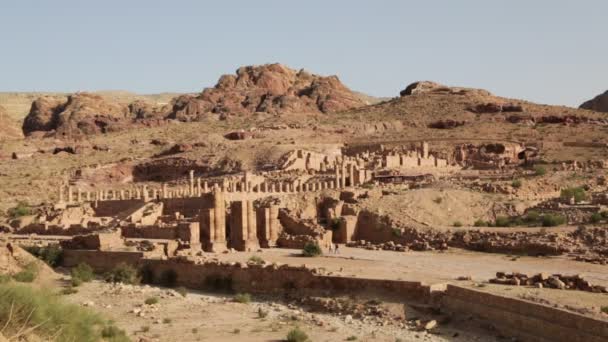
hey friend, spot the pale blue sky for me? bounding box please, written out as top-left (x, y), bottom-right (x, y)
top-left (0, 1), bottom-right (606, 106)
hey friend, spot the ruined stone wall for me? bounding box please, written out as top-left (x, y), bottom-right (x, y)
top-left (160, 196), bottom-right (214, 217)
top-left (442, 285), bottom-right (608, 342)
top-left (62, 250), bottom-right (145, 272)
top-left (122, 225), bottom-right (179, 240)
top-left (93, 200), bottom-right (144, 217)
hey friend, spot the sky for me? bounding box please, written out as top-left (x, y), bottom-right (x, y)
top-left (0, 0), bottom-right (606, 107)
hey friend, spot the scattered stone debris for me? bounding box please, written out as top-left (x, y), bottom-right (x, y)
top-left (490, 272), bottom-right (608, 293)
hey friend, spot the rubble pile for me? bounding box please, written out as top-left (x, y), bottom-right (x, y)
top-left (490, 272), bottom-right (608, 293)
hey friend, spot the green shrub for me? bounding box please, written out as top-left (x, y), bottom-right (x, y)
top-left (71, 277), bottom-right (83, 287)
top-left (7, 201), bottom-right (31, 218)
top-left (71, 262), bottom-right (94, 283)
top-left (0, 283), bottom-right (125, 341)
top-left (534, 165), bottom-right (547, 176)
top-left (24, 245), bottom-right (63, 267)
top-left (286, 327), bottom-right (309, 342)
top-left (391, 228), bottom-right (402, 237)
top-left (302, 242), bottom-right (322, 257)
top-left (13, 262), bottom-right (38, 283)
top-left (234, 293), bottom-right (251, 304)
top-left (590, 212), bottom-right (602, 224)
top-left (248, 256), bottom-right (265, 265)
top-left (162, 318), bottom-right (172, 324)
top-left (347, 336), bottom-right (358, 341)
top-left (601, 211), bottom-right (608, 219)
top-left (100, 324), bottom-right (130, 341)
top-left (560, 187), bottom-right (587, 203)
top-left (453, 221), bottom-right (463, 227)
top-left (0, 274), bottom-right (10, 283)
top-left (495, 216), bottom-right (511, 227)
top-left (511, 179), bottom-right (522, 188)
top-left (144, 297), bottom-right (159, 305)
top-left (473, 219), bottom-right (487, 227)
top-left (601, 306), bottom-right (608, 314)
top-left (104, 263), bottom-right (139, 284)
top-left (61, 287), bottom-right (78, 295)
top-left (541, 214), bottom-right (566, 227)
top-left (524, 211), bottom-right (540, 224)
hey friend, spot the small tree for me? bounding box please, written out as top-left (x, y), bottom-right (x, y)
top-left (302, 242), bottom-right (322, 257)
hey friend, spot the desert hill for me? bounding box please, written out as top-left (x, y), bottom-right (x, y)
top-left (580, 90), bottom-right (608, 113)
top-left (19, 63), bottom-right (369, 138)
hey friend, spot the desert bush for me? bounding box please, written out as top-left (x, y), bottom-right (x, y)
top-left (162, 318), bottom-right (172, 324)
top-left (347, 336), bottom-right (358, 341)
top-left (433, 197), bottom-right (442, 204)
top-left (541, 213), bottom-right (566, 227)
top-left (453, 221), bottom-right (463, 227)
top-left (511, 179), bottom-right (522, 188)
top-left (71, 262), bottom-right (94, 283)
top-left (100, 324), bottom-right (130, 341)
top-left (560, 187), bottom-right (587, 203)
top-left (534, 165), bottom-right (547, 176)
top-left (248, 255), bottom-right (265, 265)
top-left (302, 242), bottom-right (322, 257)
top-left (104, 262), bottom-right (139, 284)
top-left (495, 216), bottom-right (511, 227)
top-left (234, 293), bottom-right (251, 304)
top-left (7, 201), bottom-right (31, 218)
top-left (144, 297), bottom-right (159, 305)
top-left (24, 245), bottom-right (63, 267)
top-left (61, 287), bottom-right (78, 295)
top-left (0, 283), bottom-right (127, 341)
top-left (473, 219), bottom-right (487, 227)
top-left (391, 228), bottom-right (402, 237)
top-left (601, 306), bottom-right (608, 314)
top-left (13, 262), bottom-right (38, 283)
top-left (286, 327), bottom-right (309, 342)
top-left (590, 212), bottom-right (602, 224)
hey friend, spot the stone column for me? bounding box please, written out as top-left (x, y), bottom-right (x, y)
top-left (196, 178), bottom-right (201, 196)
top-left (421, 141), bottom-right (429, 159)
top-left (67, 186), bottom-right (74, 203)
top-left (58, 186), bottom-right (65, 203)
top-left (189, 170), bottom-right (195, 196)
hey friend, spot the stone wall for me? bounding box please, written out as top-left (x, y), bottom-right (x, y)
top-left (62, 250), bottom-right (145, 272)
top-left (93, 200), bottom-right (144, 217)
top-left (442, 285), bottom-right (608, 342)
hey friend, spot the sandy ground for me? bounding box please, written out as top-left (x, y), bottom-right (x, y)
top-left (63, 280), bottom-right (502, 342)
top-left (211, 247), bottom-right (608, 287)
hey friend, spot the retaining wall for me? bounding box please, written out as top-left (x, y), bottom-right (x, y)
top-left (442, 284), bottom-right (608, 342)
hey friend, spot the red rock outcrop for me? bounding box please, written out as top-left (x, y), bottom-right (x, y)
top-left (400, 81), bottom-right (492, 97)
top-left (168, 63), bottom-right (365, 121)
top-left (22, 64), bottom-right (366, 137)
top-left (580, 90), bottom-right (608, 113)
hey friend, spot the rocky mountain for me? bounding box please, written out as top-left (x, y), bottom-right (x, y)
top-left (580, 90), bottom-right (608, 113)
top-left (21, 64), bottom-right (367, 137)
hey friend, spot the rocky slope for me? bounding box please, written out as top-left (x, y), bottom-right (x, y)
top-left (580, 90), bottom-right (608, 113)
top-left (21, 64), bottom-right (367, 138)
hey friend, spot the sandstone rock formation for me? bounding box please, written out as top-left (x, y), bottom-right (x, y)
top-left (22, 93), bottom-right (144, 137)
top-left (22, 64), bottom-right (366, 137)
top-left (580, 90), bottom-right (608, 113)
top-left (168, 63), bottom-right (366, 121)
top-left (400, 81), bottom-right (492, 97)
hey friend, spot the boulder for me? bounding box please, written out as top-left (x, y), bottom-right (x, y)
top-left (580, 90), bottom-right (608, 113)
